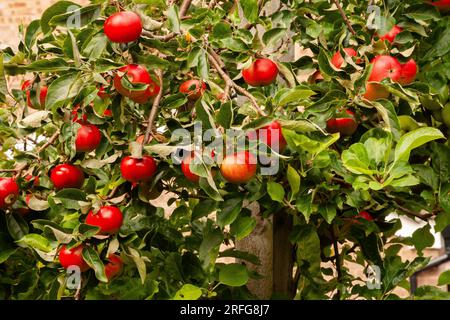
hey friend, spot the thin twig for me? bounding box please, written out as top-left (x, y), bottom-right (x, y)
top-left (144, 70), bottom-right (164, 144)
top-left (207, 51), bottom-right (267, 117)
top-left (392, 202), bottom-right (433, 222)
top-left (0, 130), bottom-right (60, 176)
top-left (332, 0), bottom-right (356, 36)
top-left (179, 0), bottom-right (193, 17)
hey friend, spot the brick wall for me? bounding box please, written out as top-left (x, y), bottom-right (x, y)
top-left (0, 0), bottom-right (88, 49)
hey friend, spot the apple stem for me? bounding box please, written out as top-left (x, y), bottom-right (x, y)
top-left (144, 69), bottom-right (164, 145)
top-left (207, 50), bottom-right (267, 117)
top-left (332, 0), bottom-right (356, 36)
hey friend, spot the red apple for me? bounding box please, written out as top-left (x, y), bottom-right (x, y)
top-left (326, 109), bottom-right (358, 136)
top-left (21, 80), bottom-right (48, 109)
top-left (431, 0), bottom-right (450, 12)
top-left (363, 55), bottom-right (402, 100)
top-left (113, 64), bottom-right (160, 104)
top-left (358, 211), bottom-right (374, 221)
top-left (179, 79), bottom-right (207, 100)
top-left (85, 206), bottom-right (123, 234)
top-left (120, 155), bottom-right (157, 183)
top-left (0, 178), bottom-right (19, 209)
top-left (242, 58), bottom-right (278, 86)
top-left (75, 124), bottom-right (102, 153)
top-left (248, 121), bottom-right (287, 152)
top-left (378, 25), bottom-right (402, 43)
top-left (104, 11), bottom-right (142, 43)
top-left (105, 254), bottom-right (123, 281)
top-left (59, 244), bottom-right (90, 272)
top-left (331, 48), bottom-right (358, 69)
top-left (220, 151), bottom-right (257, 184)
top-left (181, 153), bottom-right (200, 183)
top-left (398, 59), bottom-right (418, 86)
top-left (50, 164), bottom-right (85, 190)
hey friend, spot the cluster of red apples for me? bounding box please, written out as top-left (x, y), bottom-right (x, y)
top-left (8, 11), bottom-right (426, 275)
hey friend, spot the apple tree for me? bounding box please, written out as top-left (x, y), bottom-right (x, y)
top-left (0, 0), bottom-right (450, 300)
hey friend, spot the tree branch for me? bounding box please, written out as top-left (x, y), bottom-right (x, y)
top-left (144, 69), bottom-right (164, 144)
top-left (330, 227), bottom-right (342, 299)
top-left (179, 0), bottom-right (193, 17)
top-left (332, 0), bottom-right (356, 36)
top-left (207, 50), bottom-right (267, 117)
top-left (0, 130), bottom-right (60, 176)
top-left (392, 202), bottom-right (433, 222)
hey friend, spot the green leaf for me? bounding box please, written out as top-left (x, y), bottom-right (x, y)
top-left (296, 192), bottom-right (313, 222)
top-left (287, 165), bottom-right (300, 199)
top-left (219, 264), bottom-right (249, 287)
top-left (197, 49), bottom-right (209, 80)
top-left (262, 28), bottom-right (286, 46)
top-left (82, 246), bottom-right (108, 282)
top-left (49, 4), bottom-right (101, 29)
top-left (54, 189), bottom-right (87, 210)
top-left (274, 87), bottom-right (315, 106)
top-left (173, 284), bottom-right (202, 300)
top-left (438, 270), bottom-right (450, 286)
top-left (411, 224), bottom-right (435, 254)
top-left (342, 143), bottom-right (375, 176)
top-left (16, 234), bottom-right (52, 252)
top-left (198, 224), bottom-right (223, 270)
top-left (24, 58), bottom-right (70, 72)
top-left (25, 19), bottom-right (41, 51)
top-left (290, 224), bottom-right (321, 274)
top-left (319, 203), bottom-right (337, 224)
top-left (5, 213), bottom-right (29, 241)
top-left (267, 181), bottom-right (285, 203)
top-left (220, 38), bottom-right (248, 52)
top-left (192, 199), bottom-right (217, 220)
top-left (217, 198), bottom-right (243, 228)
top-left (240, 0), bottom-right (258, 23)
top-left (46, 72), bottom-right (85, 109)
top-left (394, 127), bottom-right (444, 163)
top-left (216, 101), bottom-right (233, 129)
top-left (41, 1), bottom-right (80, 34)
top-left (167, 5), bottom-right (180, 33)
top-left (230, 216), bottom-right (256, 240)
top-left (82, 33), bottom-right (107, 60)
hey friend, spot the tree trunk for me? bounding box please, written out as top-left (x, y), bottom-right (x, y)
top-left (236, 204), bottom-right (295, 299)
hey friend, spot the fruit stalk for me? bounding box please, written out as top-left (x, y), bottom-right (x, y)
top-left (143, 69), bottom-right (164, 144)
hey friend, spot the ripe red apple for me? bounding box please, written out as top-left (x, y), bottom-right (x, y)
top-left (105, 254), bottom-right (123, 281)
top-left (179, 79), bottom-right (207, 100)
top-left (242, 58), bottom-right (278, 86)
top-left (104, 11), bottom-right (142, 43)
top-left (363, 55), bottom-right (402, 100)
top-left (75, 124), bottom-right (102, 153)
top-left (59, 244), bottom-right (90, 272)
top-left (358, 211), bottom-right (374, 221)
top-left (97, 84), bottom-right (110, 100)
top-left (85, 206), bottom-right (123, 234)
top-left (248, 121), bottom-right (287, 152)
top-left (0, 177), bottom-right (19, 209)
top-left (21, 80), bottom-right (48, 109)
top-left (103, 109), bottom-right (113, 117)
top-left (25, 174), bottom-right (40, 187)
top-left (50, 164), bottom-right (85, 189)
top-left (120, 155), bottom-right (157, 183)
top-left (71, 105), bottom-right (88, 124)
top-left (220, 151), bottom-right (257, 184)
top-left (326, 109), bottom-right (358, 136)
top-left (331, 48), bottom-right (358, 69)
top-left (378, 25), bottom-right (402, 43)
top-left (431, 0), bottom-right (450, 12)
top-left (113, 64), bottom-right (160, 104)
top-left (181, 153), bottom-right (200, 183)
top-left (398, 59), bottom-right (418, 86)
